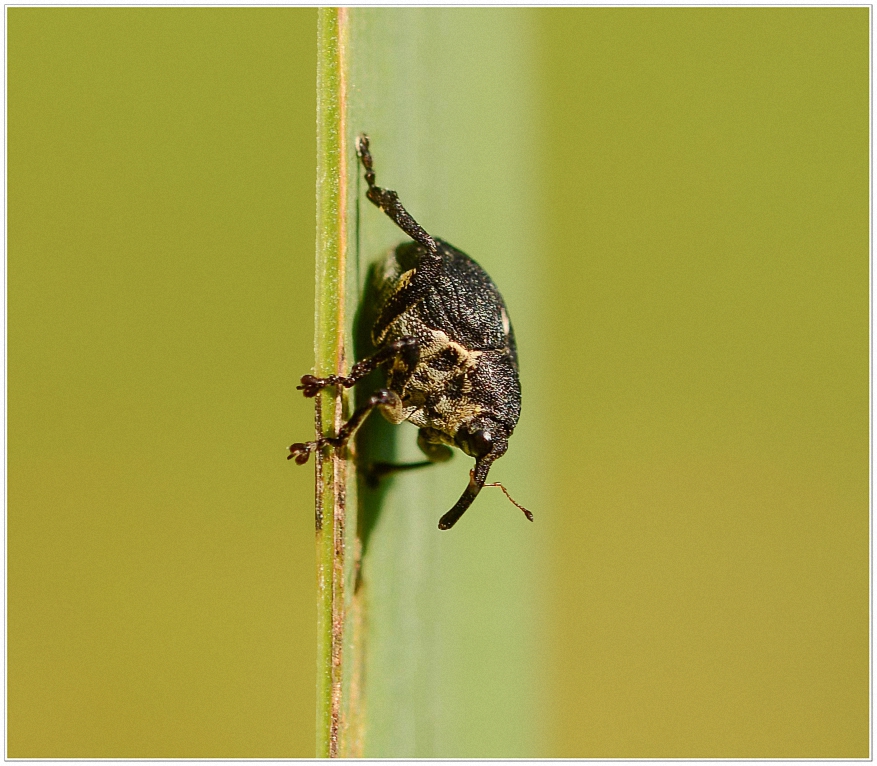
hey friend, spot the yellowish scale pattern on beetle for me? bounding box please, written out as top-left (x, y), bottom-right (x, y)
top-left (373, 248), bottom-right (487, 439)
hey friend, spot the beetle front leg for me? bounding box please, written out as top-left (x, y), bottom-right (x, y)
top-left (297, 336), bottom-right (419, 398)
top-left (288, 388), bottom-right (404, 464)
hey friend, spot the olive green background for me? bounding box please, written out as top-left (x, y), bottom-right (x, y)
top-left (541, 9), bottom-right (868, 758)
top-left (7, 7), bottom-right (868, 758)
top-left (8, 8), bottom-right (318, 757)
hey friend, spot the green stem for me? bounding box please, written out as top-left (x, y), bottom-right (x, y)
top-left (315, 7), bottom-right (348, 759)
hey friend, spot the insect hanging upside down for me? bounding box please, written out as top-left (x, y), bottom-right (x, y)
top-left (288, 135), bottom-right (532, 530)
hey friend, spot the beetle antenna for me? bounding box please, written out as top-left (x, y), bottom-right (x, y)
top-left (483, 482), bottom-right (534, 522)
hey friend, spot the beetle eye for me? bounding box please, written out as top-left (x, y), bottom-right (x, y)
top-left (470, 429), bottom-right (493, 457)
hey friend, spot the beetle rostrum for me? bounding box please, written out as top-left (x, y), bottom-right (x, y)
top-left (289, 134), bottom-right (531, 530)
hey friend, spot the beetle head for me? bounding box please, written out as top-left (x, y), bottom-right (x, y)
top-left (437, 419), bottom-right (511, 530)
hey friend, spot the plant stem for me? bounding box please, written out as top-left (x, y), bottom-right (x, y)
top-left (315, 6), bottom-right (348, 759)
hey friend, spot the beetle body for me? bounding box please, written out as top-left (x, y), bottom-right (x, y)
top-left (372, 239), bottom-right (521, 451)
top-left (289, 135), bottom-right (530, 530)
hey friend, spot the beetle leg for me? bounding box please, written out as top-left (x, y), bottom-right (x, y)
top-left (356, 135), bottom-right (444, 331)
top-left (357, 135), bottom-right (441, 260)
top-left (366, 460), bottom-right (433, 486)
top-left (416, 428), bottom-right (455, 463)
top-left (366, 427), bottom-right (454, 486)
top-left (297, 336), bottom-right (419, 397)
top-left (288, 388), bottom-right (403, 464)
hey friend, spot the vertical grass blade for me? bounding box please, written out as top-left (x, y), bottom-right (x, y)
top-left (314, 7), bottom-right (349, 759)
top-left (313, 8), bottom-right (546, 757)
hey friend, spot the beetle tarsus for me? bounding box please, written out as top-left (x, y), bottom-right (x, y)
top-left (297, 373), bottom-right (355, 397)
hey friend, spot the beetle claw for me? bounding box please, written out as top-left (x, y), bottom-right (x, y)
top-left (287, 442), bottom-right (315, 464)
top-left (297, 375), bottom-right (323, 398)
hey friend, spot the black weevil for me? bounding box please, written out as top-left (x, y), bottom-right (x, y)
top-left (289, 135), bottom-right (531, 530)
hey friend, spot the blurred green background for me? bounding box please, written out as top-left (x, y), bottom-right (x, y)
top-left (7, 7), bottom-right (868, 758)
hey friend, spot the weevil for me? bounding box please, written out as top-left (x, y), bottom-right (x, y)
top-left (289, 135), bottom-right (531, 530)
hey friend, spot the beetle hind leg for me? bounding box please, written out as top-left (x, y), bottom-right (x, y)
top-left (356, 135), bottom-right (444, 332)
top-left (365, 427), bottom-right (454, 486)
top-left (416, 427), bottom-right (454, 463)
top-left (356, 134), bottom-right (439, 259)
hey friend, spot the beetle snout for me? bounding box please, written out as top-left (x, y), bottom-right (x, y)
top-left (438, 453), bottom-right (495, 530)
